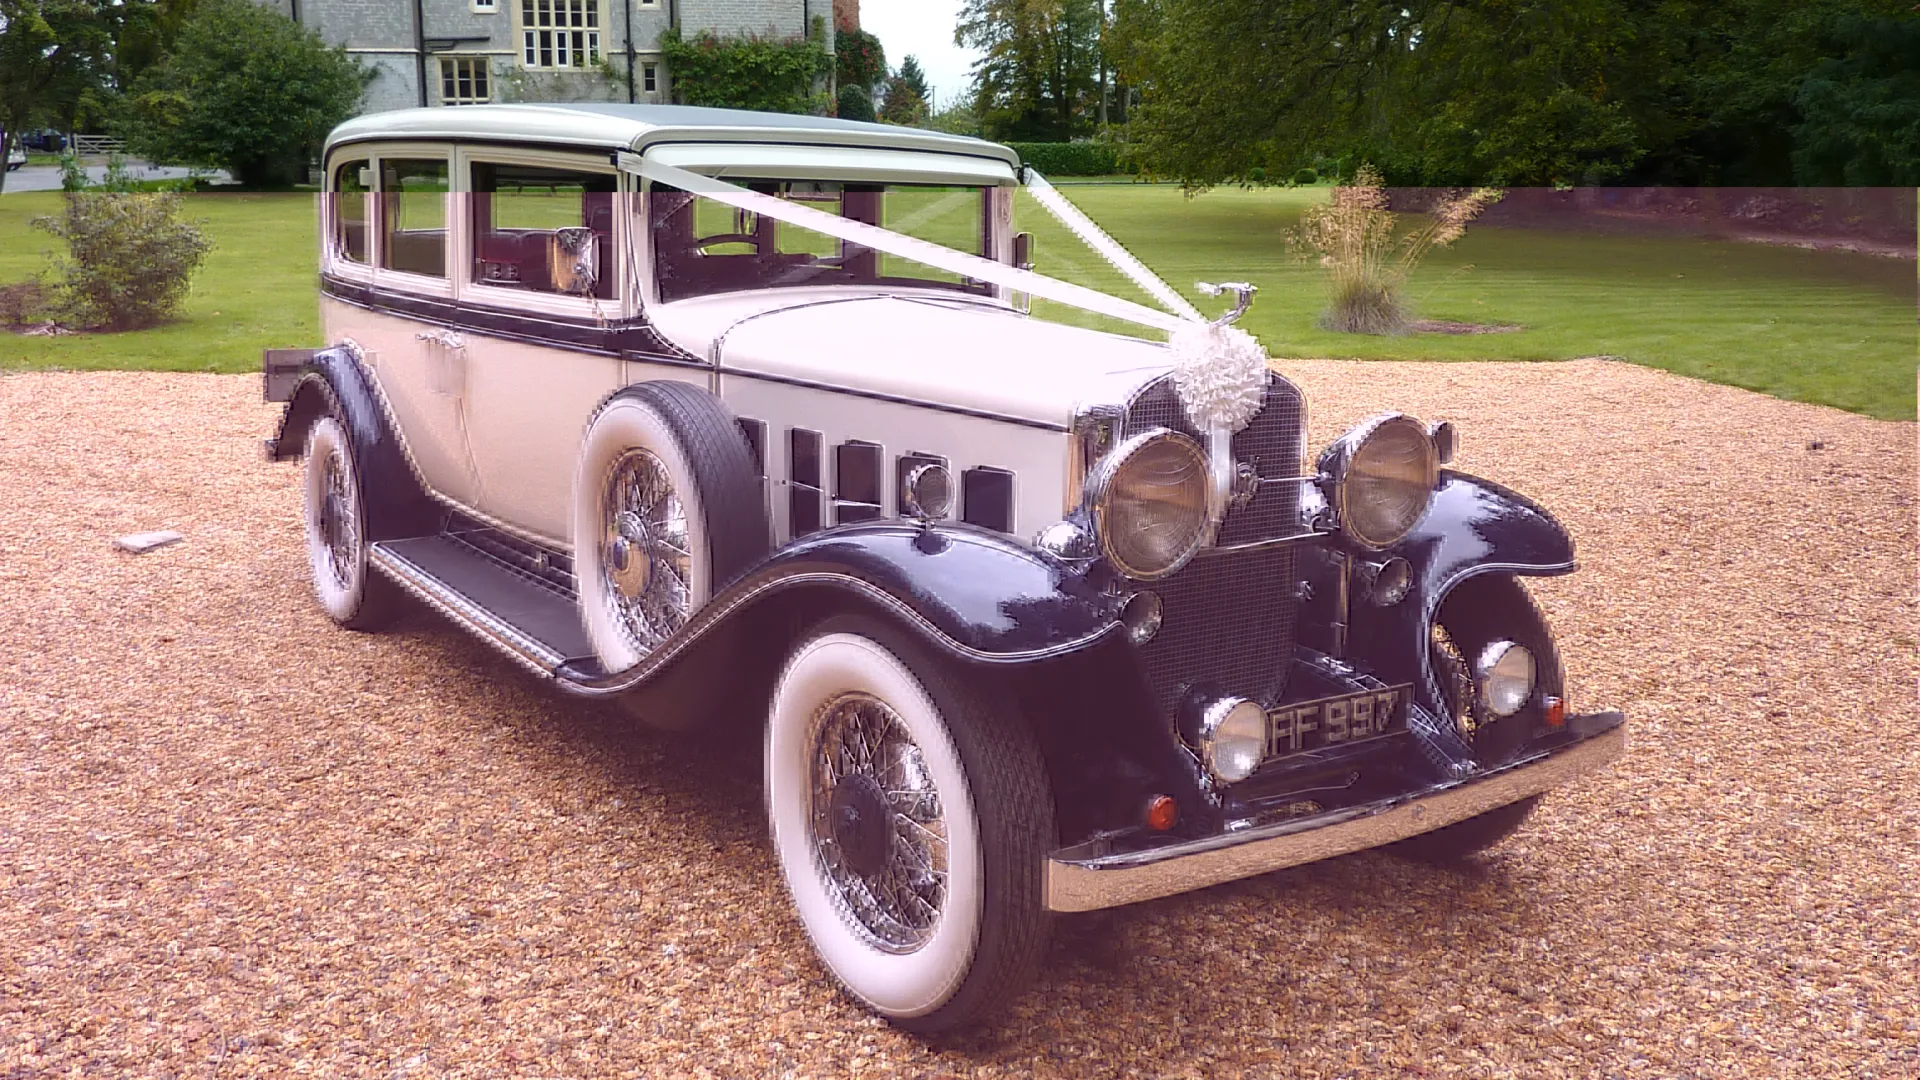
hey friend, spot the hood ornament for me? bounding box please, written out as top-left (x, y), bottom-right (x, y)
top-left (1170, 279), bottom-right (1270, 543)
top-left (1197, 281), bottom-right (1257, 326)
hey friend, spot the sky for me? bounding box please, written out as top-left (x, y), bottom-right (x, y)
top-left (857, 0), bottom-right (982, 113)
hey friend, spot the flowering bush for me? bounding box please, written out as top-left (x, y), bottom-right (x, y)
top-left (1286, 166), bottom-right (1501, 334)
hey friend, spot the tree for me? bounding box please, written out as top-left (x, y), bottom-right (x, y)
top-left (956, 0), bottom-right (1105, 141)
top-left (121, 0), bottom-right (368, 187)
top-left (897, 54), bottom-right (930, 102)
top-left (835, 27), bottom-right (885, 95)
top-left (1791, 16), bottom-right (1920, 184)
top-left (0, 0), bottom-right (107, 194)
top-left (837, 83), bottom-right (875, 122)
top-left (878, 66), bottom-right (927, 126)
top-left (1109, 0), bottom-right (1920, 188)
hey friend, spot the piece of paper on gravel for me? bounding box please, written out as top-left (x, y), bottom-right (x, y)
top-left (114, 530), bottom-right (184, 554)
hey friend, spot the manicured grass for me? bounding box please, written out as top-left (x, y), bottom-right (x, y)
top-left (2, 185), bottom-right (1911, 419)
top-left (1021, 185), bottom-right (1915, 420)
top-left (0, 191), bottom-right (318, 373)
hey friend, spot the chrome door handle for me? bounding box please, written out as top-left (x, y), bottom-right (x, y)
top-left (414, 329), bottom-right (466, 349)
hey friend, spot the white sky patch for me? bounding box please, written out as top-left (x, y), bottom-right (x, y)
top-left (858, 0), bottom-right (982, 113)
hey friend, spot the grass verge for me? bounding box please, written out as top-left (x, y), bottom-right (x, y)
top-left (1, 186), bottom-right (1911, 419)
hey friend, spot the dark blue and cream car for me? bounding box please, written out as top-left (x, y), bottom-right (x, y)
top-left (266, 102), bottom-right (1625, 1031)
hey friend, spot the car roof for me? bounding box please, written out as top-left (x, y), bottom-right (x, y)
top-left (325, 103), bottom-right (1021, 169)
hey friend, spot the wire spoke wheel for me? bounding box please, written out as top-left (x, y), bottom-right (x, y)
top-left (598, 447), bottom-right (692, 654)
top-left (317, 444), bottom-right (358, 590)
top-left (808, 691), bottom-right (949, 955)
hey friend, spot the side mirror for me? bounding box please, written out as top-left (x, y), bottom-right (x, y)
top-left (549, 227), bottom-right (599, 295)
top-left (1012, 230), bottom-right (1033, 270)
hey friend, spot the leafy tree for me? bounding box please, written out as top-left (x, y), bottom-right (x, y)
top-left (0, 0), bottom-right (107, 194)
top-left (957, 0), bottom-right (1105, 141)
top-left (927, 100), bottom-right (984, 136)
top-left (661, 28), bottom-right (832, 114)
top-left (121, 0), bottom-right (368, 187)
top-left (1791, 15), bottom-right (1920, 184)
top-left (878, 71), bottom-right (927, 126)
top-left (1110, 0), bottom-right (1920, 188)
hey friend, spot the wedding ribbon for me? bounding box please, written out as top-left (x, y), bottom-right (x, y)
top-left (616, 152), bottom-right (1190, 335)
top-left (1020, 168), bottom-right (1205, 323)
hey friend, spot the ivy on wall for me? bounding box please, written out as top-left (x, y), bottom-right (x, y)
top-left (834, 28), bottom-right (886, 93)
top-left (659, 27), bottom-right (832, 114)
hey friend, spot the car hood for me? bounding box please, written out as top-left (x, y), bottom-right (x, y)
top-left (648, 289), bottom-right (1173, 429)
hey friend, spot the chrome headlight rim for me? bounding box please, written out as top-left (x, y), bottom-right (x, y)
top-left (1475, 639), bottom-right (1536, 718)
top-left (1196, 696), bottom-right (1266, 784)
top-left (1318, 412), bottom-right (1441, 551)
top-left (1087, 427), bottom-right (1210, 582)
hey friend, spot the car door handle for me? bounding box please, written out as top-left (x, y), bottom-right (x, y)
top-left (415, 329), bottom-right (466, 350)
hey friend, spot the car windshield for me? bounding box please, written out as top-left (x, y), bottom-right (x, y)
top-left (649, 181), bottom-right (994, 304)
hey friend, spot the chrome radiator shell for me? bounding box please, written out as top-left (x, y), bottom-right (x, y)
top-left (1120, 373), bottom-right (1307, 717)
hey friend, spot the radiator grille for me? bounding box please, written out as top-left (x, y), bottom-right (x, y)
top-left (1122, 373), bottom-right (1306, 716)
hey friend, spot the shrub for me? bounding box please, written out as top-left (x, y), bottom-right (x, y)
top-left (837, 84), bottom-right (875, 122)
top-left (1292, 167), bottom-right (1318, 186)
top-left (121, 0), bottom-right (369, 187)
top-left (1247, 166), bottom-right (1267, 184)
top-left (835, 28), bottom-right (886, 93)
top-left (33, 193), bottom-right (213, 331)
top-left (661, 28), bottom-right (832, 114)
top-left (1285, 165), bottom-right (1501, 335)
top-left (1006, 142), bottom-right (1125, 177)
top-left (0, 282), bottom-right (50, 328)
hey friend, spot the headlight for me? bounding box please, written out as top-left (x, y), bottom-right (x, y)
top-left (1476, 640), bottom-right (1535, 717)
top-left (1089, 428), bottom-right (1208, 580)
top-left (1198, 697), bottom-right (1266, 783)
top-left (1319, 414), bottom-right (1439, 549)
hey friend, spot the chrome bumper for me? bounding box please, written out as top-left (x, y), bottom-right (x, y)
top-left (1045, 715), bottom-right (1626, 913)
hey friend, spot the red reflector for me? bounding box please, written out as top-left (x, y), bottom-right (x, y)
top-left (1145, 795), bottom-right (1179, 831)
top-left (1544, 696), bottom-right (1567, 728)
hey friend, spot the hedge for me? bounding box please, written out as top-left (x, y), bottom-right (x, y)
top-left (1006, 142), bottom-right (1133, 177)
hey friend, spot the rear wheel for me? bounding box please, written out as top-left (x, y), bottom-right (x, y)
top-left (764, 615), bottom-right (1054, 1032)
top-left (301, 415), bottom-right (402, 630)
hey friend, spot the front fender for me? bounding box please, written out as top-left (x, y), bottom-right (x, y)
top-left (267, 346), bottom-right (438, 542)
top-left (1330, 471), bottom-right (1576, 705)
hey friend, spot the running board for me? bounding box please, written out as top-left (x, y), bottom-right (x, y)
top-left (369, 535), bottom-right (597, 677)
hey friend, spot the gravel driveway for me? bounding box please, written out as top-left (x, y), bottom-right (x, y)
top-left (2, 362), bottom-right (1913, 1078)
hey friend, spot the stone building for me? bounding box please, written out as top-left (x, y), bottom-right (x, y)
top-left (255, 0), bottom-right (836, 114)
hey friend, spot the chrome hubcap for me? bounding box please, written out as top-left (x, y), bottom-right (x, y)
top-left (809, 692), bottom-right (947, 954)
top-left (317, 449), bottom-right (357, 588)
top-left (599, 449), bottom-right (692, 654)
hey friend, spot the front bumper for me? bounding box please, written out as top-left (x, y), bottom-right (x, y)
top-left (1045, 712), bottom-right (1626, 912)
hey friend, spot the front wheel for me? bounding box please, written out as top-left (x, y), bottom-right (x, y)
top-left (764, 616), bottom-right (1055, 1032)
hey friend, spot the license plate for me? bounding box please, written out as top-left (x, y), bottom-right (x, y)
top-left (1266, 684), bottom-right (1413, 757)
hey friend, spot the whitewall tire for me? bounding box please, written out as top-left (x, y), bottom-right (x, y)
top-left (302, 415), bottom-right (400, 630)
top-left (573, 383), bottom-right (766, 674)
top-left (765, 616), bottom-right (1054, 1031)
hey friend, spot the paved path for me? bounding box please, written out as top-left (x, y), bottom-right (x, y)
top-left (0, 162), bottom-right (230, 193)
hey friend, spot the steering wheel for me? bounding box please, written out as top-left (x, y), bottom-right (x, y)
top-left (694, 232), bottom-right (761, 254)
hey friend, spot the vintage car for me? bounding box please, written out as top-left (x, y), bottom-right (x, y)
top-left (264, 103), bottom-right (1625, 1032)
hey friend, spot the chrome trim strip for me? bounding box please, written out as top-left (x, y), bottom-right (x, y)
top-left (368, 543), bottom-right (566, 677)
top-left (714, 365), bottom-right (1071, 432)
top-left (1195, 528), bottom-right (1327, 557)
top-left (1044, 721), bottom-right (1625, 912)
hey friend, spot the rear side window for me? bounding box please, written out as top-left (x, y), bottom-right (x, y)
top-left (332, 160), bottom-right (371, 265)
top-left (470, 161), bottom-right (617, 300)
top-left (381, 158), bottom-right (449, 278)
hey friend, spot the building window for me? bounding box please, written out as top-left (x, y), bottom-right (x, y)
top-left (472, 0), bottom-right (497, 11)
top-left (439, 57), bottom-right (492, 105)
top-left (642, 63), bottom-right (657, 92)
top-left (520, 0), bottom-right (600, 68)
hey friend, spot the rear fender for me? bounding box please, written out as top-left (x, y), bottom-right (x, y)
top-left (268, 346), bottom-right (438, 542)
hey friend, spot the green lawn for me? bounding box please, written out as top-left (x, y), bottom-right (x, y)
top-left (2, 186), bottom-right (1913, 419)
top-left (0, 191), bottom-right (318, 373)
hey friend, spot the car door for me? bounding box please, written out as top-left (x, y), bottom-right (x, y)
top-left (453, 150), bottom-right (631, 547)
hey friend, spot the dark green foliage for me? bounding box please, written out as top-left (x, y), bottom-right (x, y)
top-left (958, 0), bottom-right (1106, 141)
top-left (0, 0), bottom-right (110, 194)
top-left (837, 84), bottom-right (875, 123)
top-left (877, 74), bottom-right (926, 126)
top-left (33, 191), bottom-right (212, 329)
top-left (661, 27), bottom-right (832, 114)
top-left (1292, 167), bottom-right (1317, 185)
top-left (1246, 166), bottom-right (1266, 184)
top-left (834, 28), bottom-right (886, 93)
top-left (1110, 0), bottom-right (1920, 187)
top-left (121, 0), bottom-right (368, 187)
top-left (897, 55), bottom-right (931, 103)
top-left (1792, 16), bottom-right (1920, 184)
top-left (1007, 142), bottom-right (1124, 176)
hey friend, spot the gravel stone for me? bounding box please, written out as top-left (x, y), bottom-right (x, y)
top-left (1, 363), bottom-right (1913, 1078)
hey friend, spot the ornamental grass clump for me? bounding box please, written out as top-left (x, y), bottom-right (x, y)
top-left (1287, 166), bottom-right (1502, 334)
top-left (33, 193), bottom-right (213, 331)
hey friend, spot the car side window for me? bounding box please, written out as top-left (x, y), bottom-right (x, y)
top-left (381, 158), bottom-right (449, 278)
top-left (470, 161), bottom-right (617, 300)
top-left (332, 159), bottom-right (372, 265)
